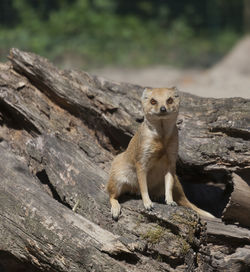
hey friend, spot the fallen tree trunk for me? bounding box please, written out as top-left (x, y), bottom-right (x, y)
top-left (0, 145), bottom-right (135, 272)
top-left (0, 48), bottom-right (249, 271)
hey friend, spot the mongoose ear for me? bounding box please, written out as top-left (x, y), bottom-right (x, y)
top-left (171, 86), bottom-right (178, 91)
top-left (171, 86), bottom-right (180, 97)
top-left (142, 88), bottom-right (151, 100)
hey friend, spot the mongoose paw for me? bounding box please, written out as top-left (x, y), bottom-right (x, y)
top-left (144, 200), bottom-right (154, 211)
top-left (111, 205), bottom-right (121, 221)
top-left (112, 214), bottom-right (119, 221)
top-left (166, 200), bottom-right (177, 206)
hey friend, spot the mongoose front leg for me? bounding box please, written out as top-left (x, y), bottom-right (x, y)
top-left (136, 163), bottom-right (154, 210)
top-left (110, 195), bottom-right (121, 221)
top-left (107, 175), bottom-right (122, 220)
top-left (165, 170), bottom-right (177, 206)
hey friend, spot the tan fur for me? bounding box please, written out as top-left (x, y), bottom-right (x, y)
top-left (107, 87), bottom-right (214, 220)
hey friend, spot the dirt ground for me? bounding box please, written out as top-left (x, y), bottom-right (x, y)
top-left (92, 36), bottom-right (250, 99)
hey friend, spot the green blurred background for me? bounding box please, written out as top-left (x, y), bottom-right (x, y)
top-left (0, 0), bottom-right (249, 68)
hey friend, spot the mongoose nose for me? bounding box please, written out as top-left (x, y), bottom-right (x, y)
top-left (160, 106), bottom-right (166, 113)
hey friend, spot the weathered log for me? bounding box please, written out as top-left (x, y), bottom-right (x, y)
top-left (205, 217), bottom-right (250, 271)
top-left (222, 173), bottom-right (250, 227)
top-left (0, 140), bottom-right (207, 271)
top-left (0, 48), bottom-right (249, 271)
top-left (0, 145), bottom-right (137, 272)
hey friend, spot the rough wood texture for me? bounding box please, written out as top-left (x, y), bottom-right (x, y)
top-left (0, 145), bottom-right (134, 272)
top-left (0, 48), bottom-right (249, 271)
top-left (222, 173), bottom-right (250, 227)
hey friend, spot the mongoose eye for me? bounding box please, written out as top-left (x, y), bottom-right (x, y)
top-left (167, 97), bottom-right (173, 104)
top-left (150, 98), bottom-right (157, 105)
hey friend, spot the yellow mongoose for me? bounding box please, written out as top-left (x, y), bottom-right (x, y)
top-left (107, 87), bottom-right (214, 220)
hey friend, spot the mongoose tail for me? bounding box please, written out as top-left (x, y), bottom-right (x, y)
top-left (173, 175), bottom-right (215, 218)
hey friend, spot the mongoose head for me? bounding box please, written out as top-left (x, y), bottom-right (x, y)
top-left (141, 87), bottom-right (180, 121)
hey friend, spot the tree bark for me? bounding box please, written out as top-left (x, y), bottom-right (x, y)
top-left (222, 173), bottom-right (250, 227)
top-left (0, 48), bottom-right (249, 271)
top-left (0, 145), bottom-right (135, 272)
